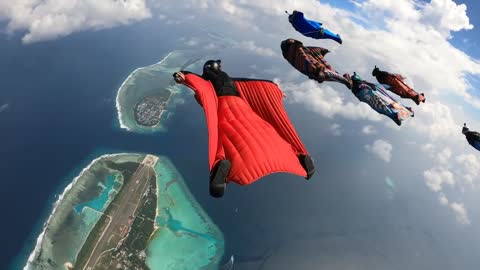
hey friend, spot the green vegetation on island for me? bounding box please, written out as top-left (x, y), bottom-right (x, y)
top-left (24, 153), bottom-right (225, 270)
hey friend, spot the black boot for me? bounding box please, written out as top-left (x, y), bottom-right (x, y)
top-left (209, 160), bottom-right (231, 198)
top-left (298, 154), bottom-right (315, 180)
top-left (414, 94), bottom-right (421, 105)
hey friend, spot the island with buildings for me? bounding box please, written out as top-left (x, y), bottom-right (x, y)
top-left (115, 50), bottom-right (204, 133)
top-left (24, 153), bottom-right (224, 270)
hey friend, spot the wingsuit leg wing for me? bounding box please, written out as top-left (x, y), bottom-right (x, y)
top-left (175, 71), bottom-right (225, 169)
top-left (234, 79), bottom-right (315, 178)
top-left (322, 28), bottom-right (342, 44)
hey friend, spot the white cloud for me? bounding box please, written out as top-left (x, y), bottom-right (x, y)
top-left (409, 102), bottom-right (462, 142)
top-left (455, 154), bottom-right (480, 185)
top-left (436, 148), bottom-right (452, 165)
top-left (450, 202), bottom-right (470, 225)
top-left (357, 0), bottom-right (421, 21)
top-left (421, 143), bottom-right (436, 157)
top-left (438, 193), bottom-right (449, 205)
top-left (438, 194), bottom-right (470, 225)
top-left (423, 167), bottom-right (455, 192)
top-left (359, 0), bottom-right (473, 37)
top-left (184, 37), bottom-right (199, 46)
top-left (0, 0), bottom-right (151, 43)
top-left (421, 146), bottom-right (477, 225)
top-left (279, 80), bottom-right (382, 121)
top-left (203, 43), bottom-right (218, 50)
top-left (235, 40), bottom-right (276, 57)
top-left (420, 0), bottom-right (473, 37)
top-left (365, 139), bottom-right (393, 162)
top-left (361, 125), bottom-right (377, 135)
top-left (329, 123), bottom-right (342, 136)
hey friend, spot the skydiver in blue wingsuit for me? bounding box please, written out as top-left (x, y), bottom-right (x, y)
top-left (287, 10), bottom-right (343, 44)
top-left (463, 124), bottom-right (480, 151)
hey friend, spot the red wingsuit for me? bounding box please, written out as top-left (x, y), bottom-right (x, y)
top-left (178, 72), bottom-right (310, 185)
top-left (372, 66), bottom-right (426, 105)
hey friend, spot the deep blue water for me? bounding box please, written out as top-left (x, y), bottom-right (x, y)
top-left (2, 18), bottom-right (479, 270)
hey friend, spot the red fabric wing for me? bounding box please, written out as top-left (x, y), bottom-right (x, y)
top-left (234, 79), bottom-right (309, 156)
top-left (181, 74), bottom-right (308, 185)
top-left (182, 73), bottom-right (223, 170)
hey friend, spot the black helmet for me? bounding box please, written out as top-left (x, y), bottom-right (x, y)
top-left (281, 39), bottom-right (294, 52)
top-left (372, 65), bottom-right (380, 76)
top-left (288, 10), bottom-right (298, 22)
top-left (351, 72), bottom-right (362, 82)
top-left (203, 60), bottom-right (221, 73)
top-left (462, 123), bottom-right (469, 134)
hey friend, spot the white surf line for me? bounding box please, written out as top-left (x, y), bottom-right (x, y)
top-left (115, 52), bottom-right (174, 131)
top-left (23, 153), bottom-right (134, 270)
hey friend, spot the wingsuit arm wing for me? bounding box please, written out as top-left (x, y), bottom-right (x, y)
top-left (233, 78), bottom-right (309, 156)
top-left (174, 71), bottom-right (222, 170)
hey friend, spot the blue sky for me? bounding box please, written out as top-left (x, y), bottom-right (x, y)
top-left (448, 0), bottom-right (480, 60)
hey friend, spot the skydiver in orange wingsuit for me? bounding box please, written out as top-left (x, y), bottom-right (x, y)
top-left (372, 66), bottom-right (425, 105)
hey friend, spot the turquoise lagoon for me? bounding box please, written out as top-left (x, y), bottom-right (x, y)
top-left (74, 174), bottom-right (121, 214)
top-left (24, 154), bottom-right (143, 270)
top-left (24, 153), bottom-right (224, 270)
top-left (147, 157), bottom-right (224, 270)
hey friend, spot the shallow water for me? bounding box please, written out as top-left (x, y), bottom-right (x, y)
top-left (146, 157), bottom-right (224, 270)
top-left (23, 154), bottom-right (142, 270)
top-left (74, 174), bottom-right (120, 213)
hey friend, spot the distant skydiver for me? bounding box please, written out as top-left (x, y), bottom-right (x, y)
top-left (372, 66), bottom-right (426, 105)
top-left (462, 124), bottom-right (480, 151)
top-left (281, 39), bottom-right (352, 89)
top-left (286, 10), bottom-right (343, 44)
top-left (173, 60), bottom-right (315, 198)
top-left (349, 73), bottom-right (414, 126)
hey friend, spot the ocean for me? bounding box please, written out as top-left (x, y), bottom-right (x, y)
top-left (0, 21), bottom-right (195, 268)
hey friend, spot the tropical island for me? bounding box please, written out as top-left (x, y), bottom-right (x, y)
top-left (115, 50), bottom-right (204, 133)
top-left (24, 153), bottom-right (224, 270)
